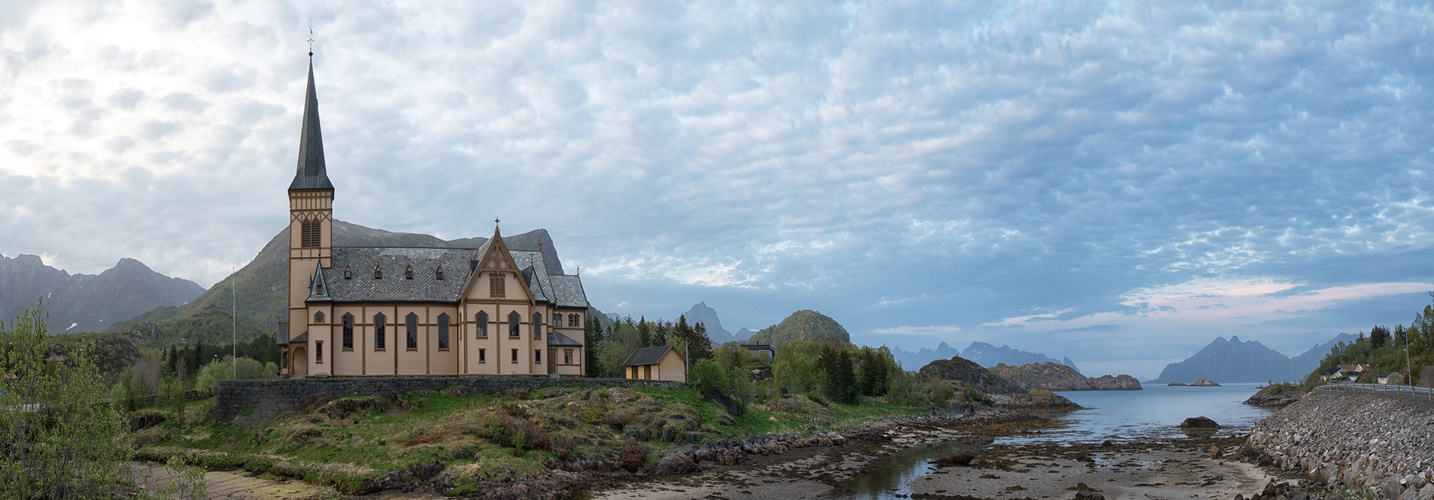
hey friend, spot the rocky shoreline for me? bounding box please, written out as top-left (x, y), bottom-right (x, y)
top-left (1245, 392), bottom-right (1434, 499)
top-left (367, 409), bottom-right (1046, 499)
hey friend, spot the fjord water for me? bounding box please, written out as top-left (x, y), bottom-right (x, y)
top-left (1001, 382), bottom-right (1277, 444)
top-left (827, 383), bottom-right (1274, 499)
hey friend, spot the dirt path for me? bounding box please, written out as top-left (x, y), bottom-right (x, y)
top-left (131, 463), bottom-right (330, 500)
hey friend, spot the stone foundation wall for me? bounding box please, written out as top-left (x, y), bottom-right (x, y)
top-left (216, 377), bottom-right (684, 421)
top-left (1246, 392), bottom-right (1434, 498)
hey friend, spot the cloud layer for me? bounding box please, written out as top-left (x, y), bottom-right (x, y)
top-left (5, 1), bottom-right (1434, 377)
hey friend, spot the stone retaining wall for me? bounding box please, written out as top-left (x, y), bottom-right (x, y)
top-left (215, 377), bottom-right (684, 421)
top-left (1246, 392), bottom-right (1434, 499)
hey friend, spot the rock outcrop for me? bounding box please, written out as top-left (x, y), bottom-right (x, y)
top-left (989, 362), bottom-right (1142, 391)
top-left (1192, 379), bottom-right (1220, 386)
top-left (1243, 384), bottom-right (1305, 407)
top-left (918, 357), bottom-right (1081, 410)
top-left (1245, 392), bottom-right (1434, 496)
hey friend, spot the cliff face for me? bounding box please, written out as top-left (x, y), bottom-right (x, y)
top-left (990, 362), bottom-right (1142, 391)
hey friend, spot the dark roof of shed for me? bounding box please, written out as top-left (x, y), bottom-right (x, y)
top-left (622, 345), bottom-right (678, 367)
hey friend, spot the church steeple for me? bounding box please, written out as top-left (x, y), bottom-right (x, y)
top-left (289, 59), bottom-right (334, 191)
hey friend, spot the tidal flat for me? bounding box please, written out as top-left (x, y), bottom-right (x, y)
top-left (587, 422), bottom-right (1273, 500)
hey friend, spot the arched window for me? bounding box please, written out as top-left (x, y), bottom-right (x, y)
top-left (436, 266), bottom-right (444, 280)
top-left (342, 314), bottom-right (354, 349)
top-left (438, 314), bottom-right (450, 350)
top-left (405, 265), bottom-right (414, 280)
top-left (552, 313), bottom-right (561, 326)
top-left (533, 313), bottom-right (542, 340)
top-left (374, 265), bottom-right (383, 279)
top-left (569, 314), bottom-right (578, 327)
top-left (375, 313), bottom-right (387, 350)
top-left (343, 266), bottom-right (352, 279)
top-left (475, 312), bottom-right (488, 338)
top-left (315, 311), bottom-right (325, 323)
top-left (508, 312), bottom-right (520, 338)
top-left (406, 313), bottom-right (419, 350)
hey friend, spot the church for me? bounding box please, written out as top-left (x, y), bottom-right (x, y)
top-left (277, 57), bottom-right (588, 378)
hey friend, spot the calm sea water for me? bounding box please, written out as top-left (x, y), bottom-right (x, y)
top-left (1000, 382), bottom-right (1276, 445)
top-left (825, 382), bottom-right (1274, 499)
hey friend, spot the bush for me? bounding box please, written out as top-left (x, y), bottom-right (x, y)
top-left (691, 359), bottom-right (729, 397)
top-left (194, 356), bottom-right (271, 395)
top-left (0, 306), bottom-right (132, 498)
top-left (1386, 372), bottom-right (1405, 385)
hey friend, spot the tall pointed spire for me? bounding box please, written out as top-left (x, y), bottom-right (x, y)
top-left (289, 58), bottom-right (334, 190)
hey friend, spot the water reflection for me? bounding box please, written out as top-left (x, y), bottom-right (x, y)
top-left (824, 437), bottom-right (992, 499)
top-left (822, 383), bottom-right (1272, 498)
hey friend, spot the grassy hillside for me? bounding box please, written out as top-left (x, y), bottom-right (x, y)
top-left (109, 220), bottom-right (563, 345)
top-left (133, 384), bottom-right (923, 494)
top-left (746, 310), bottom-right (851, 346)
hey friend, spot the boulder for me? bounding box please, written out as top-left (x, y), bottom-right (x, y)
top-left (653, 452), bottom-right (696, 476)
top-left (1179, 416), bottom-right (1221, 429)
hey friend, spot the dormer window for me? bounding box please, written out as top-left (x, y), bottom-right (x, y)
top-left (436, 266), bottom-right (444, 280)
top-left (374, 265), bottom-right (383, 279)
top-left (344, 266), bottom-right (351, 279)
top-left (405, 265), bottom-right (414, 280)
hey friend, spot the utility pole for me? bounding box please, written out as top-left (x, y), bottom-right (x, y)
top-left (232, 266), bottom-right (237, 380)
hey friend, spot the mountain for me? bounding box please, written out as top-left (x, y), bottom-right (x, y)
top-left (1289, 332), bottom-right (1357, 381)
top-left (0, 254), bottom-right (204, 333)
top-left (746, 310), bottom-right (850, 345)
top-left (682, 302), bottom-right (737, 344)
top-left (110, 219), bottom-right (566, 342)
top-left (962, 342), bottom-right (1081, 374)
top-left (889, 342), bottom-right (1078, 373)
top-left (890, 342), bottom-right (963, 370)
top-left (733, 327), bottom-right (754, 341)
top-left (989, 362), bottom-right (1141, 391)
top-left (1152, 336), bottom-right (1296, 383)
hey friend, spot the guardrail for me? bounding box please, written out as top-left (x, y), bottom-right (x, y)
top-left (1315, 381), bottom-right (1434, 401)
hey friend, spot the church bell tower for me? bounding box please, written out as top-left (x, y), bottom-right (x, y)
top-left (287, 57), bottom-right (335, 341)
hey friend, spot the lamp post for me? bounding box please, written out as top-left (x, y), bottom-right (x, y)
top-left (232, 265), bottom-right (237, 380)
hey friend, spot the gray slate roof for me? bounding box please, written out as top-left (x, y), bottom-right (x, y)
top-left (289, 61), bottom-right (334, 191)
top-left (309, 246), bottom-right (589, 307)
top-left (316, 247), bottom-right (475, 303)
top-left (547, 331), bottom-right (583, 347)
top-left (622, 345), bottom-right (678, 367)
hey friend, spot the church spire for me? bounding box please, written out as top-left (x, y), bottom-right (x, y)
top-left (289, 58), bottom-right (334, 191)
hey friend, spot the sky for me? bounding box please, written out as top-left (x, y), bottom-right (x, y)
top-left (4, 1), bottom-right (1434, 379)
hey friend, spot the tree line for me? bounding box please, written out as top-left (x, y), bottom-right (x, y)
top-left (1312, 292), bottom-right (1434, 386)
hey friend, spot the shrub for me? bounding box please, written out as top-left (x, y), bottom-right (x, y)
top-left (494, 413), bottom-right (552, 451)
top-left (691, 359), bottom-right (729, 397)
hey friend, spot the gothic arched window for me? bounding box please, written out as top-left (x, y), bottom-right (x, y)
top-left (342, 314), bottom-right (354, 349)
top-left (475, 312), bottom-right (488, 338)
top-left (508, 312), bottom-right (520, 338)
top-left (406, 313), bottom-right (419, 350)
top-left (438, 314), bottom-right (450, 350)
top-left (375, 313), bottom-right (387, 350)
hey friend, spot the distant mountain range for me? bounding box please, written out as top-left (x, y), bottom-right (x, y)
top-left (0, 253), bottom-right (204, 333)
top-left (890, 342), bottom-right (1079, 373)
top-left (1151, 333), bottom-right (1356, 383)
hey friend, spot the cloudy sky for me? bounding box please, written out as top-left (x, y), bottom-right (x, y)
top-left (5, 1), bottom-right (1434, 378)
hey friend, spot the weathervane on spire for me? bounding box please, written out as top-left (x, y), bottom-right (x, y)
top-left (308, 23), bottom-right (315, 57)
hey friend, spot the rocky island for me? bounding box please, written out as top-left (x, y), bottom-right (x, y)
top-left (988, 362), bottom-right (1142, 391)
